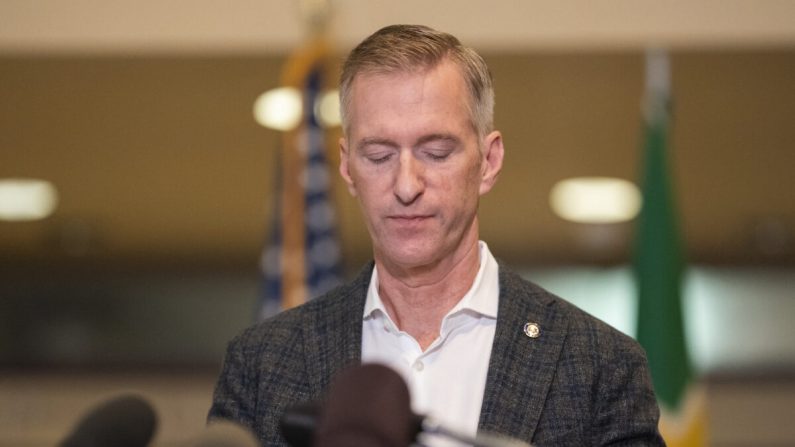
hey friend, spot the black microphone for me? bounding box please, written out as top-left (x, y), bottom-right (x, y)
top-left (189, 420), bottom-right (260, 447)
top-left (280, 401), bottom-right (323, 447)
top-left (313, 363), bottom-right (420, 447)
top-left (280, 364), bottom-right (532, 447)
top-left (59, 393), bottom-right (157, 447)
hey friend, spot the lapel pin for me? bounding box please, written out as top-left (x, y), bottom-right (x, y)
top-left (523, 322), bottom-right (540, 338)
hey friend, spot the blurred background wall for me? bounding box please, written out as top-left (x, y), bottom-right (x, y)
top-left (1, 1), bottom-right (794, 446)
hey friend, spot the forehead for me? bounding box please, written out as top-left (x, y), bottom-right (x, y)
top-left (346, 61), bottom-right (473, 136)
top-left (351, 58), bottom-right (467, 93)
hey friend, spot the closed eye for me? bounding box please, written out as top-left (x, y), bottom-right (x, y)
top-left (416, 134), bottom-right (458, 162)
top-left (357, 137), bottom-right (398, 165)
top-left (367, 153), bottom-right (393, 164)
top-left (424, 150), bottom-right (452, 161)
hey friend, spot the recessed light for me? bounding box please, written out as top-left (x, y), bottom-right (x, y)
top-left (315, 89), bottom-right (340, 128)
top-left (550, 177), bottom-right (641, 224)
top-left (0, 178), bottom-right (59, 221)
top-left (253, 87), bottom-right (302, 131)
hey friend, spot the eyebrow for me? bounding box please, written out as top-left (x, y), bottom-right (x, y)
top-left (415, 133), bottom-right (461, 147)
top-left (356, 133), bottom-right (461, 152)
top-left (356, 137), bottom-right (398, 152)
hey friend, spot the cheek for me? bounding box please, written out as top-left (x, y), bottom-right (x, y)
top-left (352, 172), bottom-right (386, 199)
top-left (454, 159), bottom-right (484, 194)
top-left (350, 175), bottom-right (388, 216)
top-left (451, 162), bottom-right (484, 212)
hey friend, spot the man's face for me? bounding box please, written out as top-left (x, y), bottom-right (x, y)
top-left (339, 59), bottom-right (503, 272)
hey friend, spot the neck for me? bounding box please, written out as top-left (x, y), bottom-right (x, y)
top-left (375, 236), bottom-right (481, 350)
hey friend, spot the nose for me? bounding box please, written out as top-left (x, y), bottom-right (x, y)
top-left (394, 151), bottom-right (424, 205)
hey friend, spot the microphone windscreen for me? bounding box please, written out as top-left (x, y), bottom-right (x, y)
top-left (280, 401), bottom-right (321, 447)
top-left (59, 393), bottom-right (157, 447)
top-left (190, 421), bottom-right (260, 447)
top-left (314, 363), bottom-right (415, 447)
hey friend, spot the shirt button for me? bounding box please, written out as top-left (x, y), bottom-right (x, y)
top-left (413, 360), bottom-right (424, 372)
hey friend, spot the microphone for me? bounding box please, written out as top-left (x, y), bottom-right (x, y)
top-left (313, 363), bottom-right (420, 447)
top-left (189, 421), bottom-right (260, 447)
top-left (59, 393), bottom-right (157, 447)
top-left (280, 402), bottom-right (322, 447)
top-left (280, 364), bottom-right (532, 447)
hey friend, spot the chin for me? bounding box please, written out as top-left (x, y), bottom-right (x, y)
top-left (379, 241), bottom-right (442, 269)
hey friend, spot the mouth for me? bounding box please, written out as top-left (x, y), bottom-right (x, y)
top-left (387, 214), bottom-right (433, 226)
top-left (388, 214), bottom-right (432, 221)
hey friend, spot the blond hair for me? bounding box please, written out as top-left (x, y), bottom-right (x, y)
top-left (340, 24), bottom-right (494, 137)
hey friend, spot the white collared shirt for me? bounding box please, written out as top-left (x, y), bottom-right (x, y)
top-left (361, 241), bottom-right (500, 446)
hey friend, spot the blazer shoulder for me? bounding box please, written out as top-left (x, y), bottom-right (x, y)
top-left (227, 262), bottom-right (373, 355)
top-left (493, 265), bottom-right (661, 445)
top-left (499, 265), bottom-right (646, 360)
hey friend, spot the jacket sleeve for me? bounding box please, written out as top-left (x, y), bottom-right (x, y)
top-left (207, 333), bottom-right (258, 429)
top-left (591, 334), bottom-right (666, 446)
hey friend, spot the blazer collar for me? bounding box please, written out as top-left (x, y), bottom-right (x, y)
top-left (478, 265), bottom-right (568, 441)
top-left (303, 262), bottom-right (372, 396)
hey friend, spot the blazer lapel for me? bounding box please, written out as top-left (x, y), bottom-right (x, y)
top-left (303, 263), bottom-right (373, 396)
top-left (478, 267), bottom-right (569, 442)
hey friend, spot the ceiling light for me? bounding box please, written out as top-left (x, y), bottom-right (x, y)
top-left (253, 87), bottom-right (302, 131)
top-left (315, 89), bottom-right (341, 128)
top-left (550, 177), bottom-right (641, 224)
top-left (0, 178), bottom-right (59, 221)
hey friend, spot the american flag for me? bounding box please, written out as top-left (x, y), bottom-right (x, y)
top-left (258, 41), bottom-right (343, 321)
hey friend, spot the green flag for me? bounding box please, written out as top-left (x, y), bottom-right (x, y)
top-left (634, 50), bottom-right (692, 412)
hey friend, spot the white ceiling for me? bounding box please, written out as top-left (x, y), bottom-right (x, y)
top-left (3, 0), bottom-right (795, 55)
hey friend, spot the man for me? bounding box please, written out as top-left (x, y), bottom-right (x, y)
top-left (209, 25), bottom-right (664, 446)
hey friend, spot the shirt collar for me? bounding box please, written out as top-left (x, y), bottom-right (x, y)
top-left (363, 241), bottom-right (499, 320)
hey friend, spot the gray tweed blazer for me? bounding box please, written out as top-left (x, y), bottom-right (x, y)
top-left (208, 263), bottom-right (664, 446)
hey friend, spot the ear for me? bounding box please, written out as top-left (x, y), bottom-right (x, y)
top-left (339, 137), bottom-right (358, 196)
top-left (479, 130), bottom-right (505, 196)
